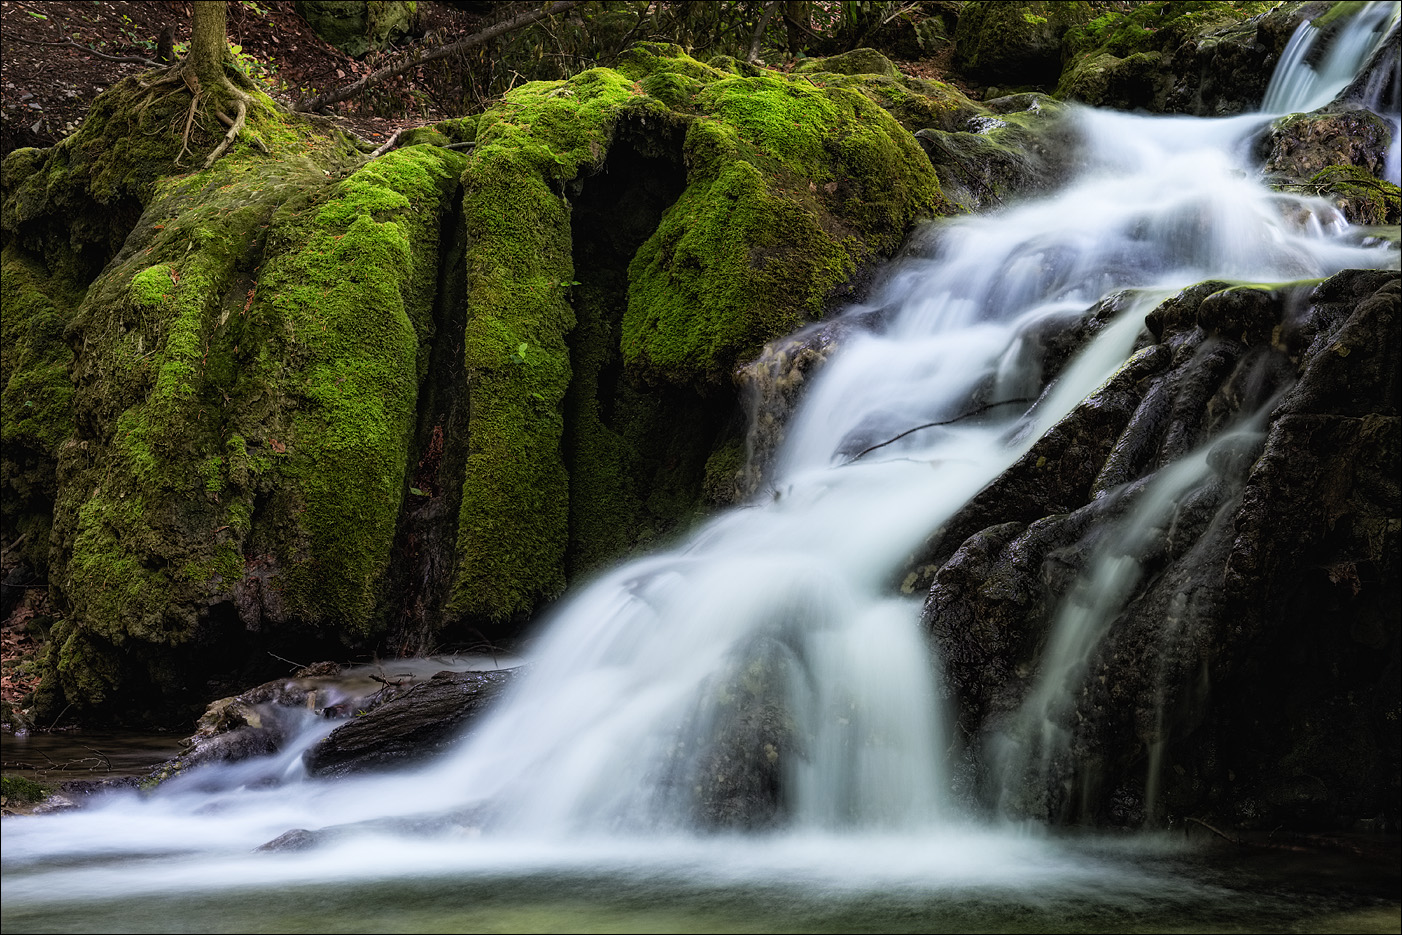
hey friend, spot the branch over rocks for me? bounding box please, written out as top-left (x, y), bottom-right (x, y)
top-left (295, 0), bottom-right (583, 114)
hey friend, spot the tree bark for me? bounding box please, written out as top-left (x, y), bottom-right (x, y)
top-left (188, 1), bottom-right (229, 91)
top-left (295, 0), bottom-right (583, 113)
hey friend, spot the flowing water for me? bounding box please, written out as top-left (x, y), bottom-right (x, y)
top-left (4, 7), bottom-right (1400, 933)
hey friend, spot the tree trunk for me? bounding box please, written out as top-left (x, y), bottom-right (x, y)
top-left (188, 1), bottom-right (229, 90)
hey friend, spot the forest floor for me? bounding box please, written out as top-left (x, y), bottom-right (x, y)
top-left (0, 0), bottom-right (491, 157)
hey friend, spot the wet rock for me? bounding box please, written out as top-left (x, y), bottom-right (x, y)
top-left (1262, 109), bottom-right (1394, 180)
top-left (913, 94), bottom-right (1074, 211)
top-left (920, 268), bottom-right (1400, 831)
top-left (302, 668), bottom-right (519, 777)
top-left (672, 635), bottom-right (801, 830)
top-left (256, 807), bottom-right (490, 852)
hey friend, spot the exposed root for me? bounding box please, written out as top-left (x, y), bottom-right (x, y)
top-left (136, 60), bottom-right (256, 169)
top-left (205, 96), bottom-right (248, 168)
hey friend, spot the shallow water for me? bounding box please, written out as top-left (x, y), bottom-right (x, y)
top-left (0, 729), bottom-right (185, 784)
top-left (2, 829), bottom-right (1397, 933)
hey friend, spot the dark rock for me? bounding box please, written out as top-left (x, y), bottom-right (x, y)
top-left (921, 268), bottom-right (1400, 831)
top-left (303, 668), bottom-right (519, 777)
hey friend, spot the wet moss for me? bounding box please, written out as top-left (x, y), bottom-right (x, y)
top-left (624, 74), bottom-right (945, 387)
top-left (1304, 165), bottom-right (1402, 226)
top-left (0, 248), bottom-right (79, 573)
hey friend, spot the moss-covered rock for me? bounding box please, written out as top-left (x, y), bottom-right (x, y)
top-left (5, 46), bottom-right (952, 723)
top-left (293, 1), bottom-right (416, 58)
top-left (447, 46), bottom-right (947, 612)
top-left (955, 1), bottom-right (1096, 88)
top-left (1262, 109), bottom-right (1395, 180)
top-left (1055, 1), bottom-right (1298, 114)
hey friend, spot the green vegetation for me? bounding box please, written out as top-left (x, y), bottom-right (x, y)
top-left (0, 775), bottom-right (49, 806)
top-left (4, 42), bottom-right (953, 720)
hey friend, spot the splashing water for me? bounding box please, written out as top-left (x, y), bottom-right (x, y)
top-left (4, 15), bottom-right (1400, 929)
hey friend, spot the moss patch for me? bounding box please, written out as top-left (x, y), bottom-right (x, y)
top-left (447, 49), bottom-right (947, 620)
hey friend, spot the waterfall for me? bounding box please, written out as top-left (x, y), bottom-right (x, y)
top-left (1261, 1), bottom-right (1401, 185)
top-left (3, 7), bottom-right (1399, 922)
top-left (1260, 1), bottom-right (1398, 115)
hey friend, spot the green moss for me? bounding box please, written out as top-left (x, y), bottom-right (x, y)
top-left (1315, 1), bottom-right (1373, 28)
top-left (1059, 1), bottom-right (1277, 100)
top-left (0, 247), bottom-right (80, 574)
top-left (251, 145), bottom-right (468, 628)
top-left (793, 49), bottom-right (905, 80)
top-left (0, 775), bottom-right (49, 805)
top-left (31, 85), bottom-right (462, 715)
top-left (624, 76), bottom-right (943, 386)
top-left (1305, 165), bottom-right (1402, 226)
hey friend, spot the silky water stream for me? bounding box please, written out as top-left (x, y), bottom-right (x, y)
top-left (4, 12), bottom-right (1400, 934)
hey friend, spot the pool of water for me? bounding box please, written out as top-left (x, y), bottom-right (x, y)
top-left (1, 729), bottom-right (185, 785)
top-left (2, 824), bottom-right (1397, 934)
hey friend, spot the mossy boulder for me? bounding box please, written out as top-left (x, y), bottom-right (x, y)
top-left (1054, 2), bottom-right (1305, 114)
top-left (3, 47), bottom-right (951, 723)
top-left (955, 1), bottom-right (1096, 88)
top-left (293, 1), bottom-right (416, 58)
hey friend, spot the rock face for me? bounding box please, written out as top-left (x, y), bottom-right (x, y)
top-left (1, 46), bottom-right (957, 724)
top-left (919, 269), bottom-right (1400, 831)
top-left (1051, 2), bottom-right (1339, 115)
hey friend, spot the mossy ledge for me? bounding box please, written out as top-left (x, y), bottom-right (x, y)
top-left (3, 46), bottom-right (954, 723)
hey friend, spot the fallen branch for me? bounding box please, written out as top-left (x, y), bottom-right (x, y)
top-left (1185, 816), bottom-right (1242, 845)
top-left (295, 0), bottom-right (583, 113)
top-left (5, 34), bottom-right (160, 67)
top-left (369, 129), bottom-right (403, 159)
top-left (846, 397), bottom-right (1036, 463)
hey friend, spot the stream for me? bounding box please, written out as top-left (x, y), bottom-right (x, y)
top-left (3, 5), bottom-right (1400, 933)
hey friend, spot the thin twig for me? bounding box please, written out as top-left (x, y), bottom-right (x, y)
top-left (1185, 816), bottom-right (1243, 845)
top-left (846, 397), bottom-right (1036, 463)
top-left (369, 129), bottom-right (403, 158)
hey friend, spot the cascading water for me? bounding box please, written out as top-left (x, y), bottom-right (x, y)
top-left (1262, 1), bottom-right (1401, 184)
top-left (1261, 0), bottom-right (1398, 114)
top-left (3, 7), bottom-right (1399, 930)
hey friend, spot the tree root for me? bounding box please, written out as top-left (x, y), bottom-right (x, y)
top-left (205, 96), bottom-right (248, 167)
top-left (136, 61), bottom-right (256, 169)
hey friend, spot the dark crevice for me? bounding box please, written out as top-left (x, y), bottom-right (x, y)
top-left (564, 118), bottom-right (743, 579)
top-left (379, 183), bottom-right (472, 657)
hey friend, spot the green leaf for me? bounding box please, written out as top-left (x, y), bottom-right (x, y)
top-left (409, 486), bottom-right (425, 496)
top-left (27, 10), bottom-right (48, 18)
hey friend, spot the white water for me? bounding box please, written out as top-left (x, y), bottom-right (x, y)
top-left (1261, 1), bottom-right (1401, 184)
top-left (1261, 1), bottom-right (1398, 114)
top-left (4, 10), bottom-right (1400, 923)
